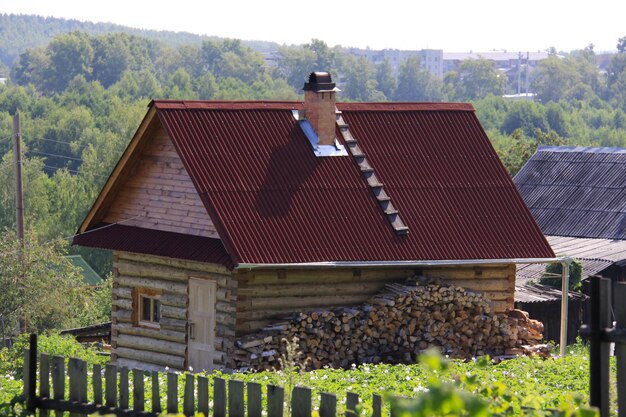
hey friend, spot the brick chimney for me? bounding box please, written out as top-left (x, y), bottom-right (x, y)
top-left (303, 72), bottom-right (338, 146)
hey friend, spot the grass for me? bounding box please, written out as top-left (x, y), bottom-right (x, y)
top-left (0, 337), bottom-right (608, 416)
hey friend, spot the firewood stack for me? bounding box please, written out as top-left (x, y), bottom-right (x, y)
top-left (234, 278), bottom-right (547, 370)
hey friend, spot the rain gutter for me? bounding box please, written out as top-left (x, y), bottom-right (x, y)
top-left (236, 256), bottom-right (573, 355)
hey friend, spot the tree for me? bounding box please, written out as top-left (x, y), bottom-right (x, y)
top-left (395, 57), bottom-right (443, 101)
top-left (45, 31), bottom-right (94, 92)
top-left (0, 230), bottom-right (87, 332)
top-left (376, 59), bottom-right (397, 100)
top-left (342, 56), bottom-right (384, 101)
top-left (618, 36), bottom-right (626, 53)
top-left (9, 47), bottom-right (49, 89)
top-left (531, 56), bottom-right (578, 103)
top-left (445, 57), bottom-right (506, 101)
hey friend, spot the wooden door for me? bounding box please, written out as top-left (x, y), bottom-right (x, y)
top-left (188, 278), bottom-right (216, 372)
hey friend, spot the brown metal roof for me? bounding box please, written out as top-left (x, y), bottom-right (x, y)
top-left (73, 223), bottom-right (234, 268)
top-left (144, 100), bottom-right (554, 265)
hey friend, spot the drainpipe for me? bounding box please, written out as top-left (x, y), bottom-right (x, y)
top-left (560, 259), bottom-right (572, 356)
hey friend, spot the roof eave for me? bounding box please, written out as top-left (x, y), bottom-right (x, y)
top-left (235, 257), bottom-right (571, 271)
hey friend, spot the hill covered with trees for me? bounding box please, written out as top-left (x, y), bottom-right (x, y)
top-left (0, 14), bottom-right (625, 332)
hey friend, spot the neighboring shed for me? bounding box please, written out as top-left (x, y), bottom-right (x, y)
top-left (74, 72), bottom-right (554, 371)
top-left (514, 146), bottom-right (626, 340)
top-left (67, 255), bottom-right (103, 285)
top-left (514, 146), bottom-right (626, 240)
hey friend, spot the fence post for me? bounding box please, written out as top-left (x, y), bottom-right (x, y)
top-left (614, 282), bottom-right (626, 417)
top-left (589, 276), bottom-right (611, 417)
top-left (26, 333), bottom-right (37, 413)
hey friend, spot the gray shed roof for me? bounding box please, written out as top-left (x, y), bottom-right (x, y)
top-left (514, 146), bottom-right (626, 240)
top-left (516, 235), bottom-right (626, 286)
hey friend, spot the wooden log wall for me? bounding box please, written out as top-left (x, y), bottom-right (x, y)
top-left (422, 264), bottom-right (515, 313)
top-left (236, 264), bottom-right (515, 335)
top-left (111, 251), bottom-right (236, 370)
top-left (103, 123), bottom-right (219, 238)
top-left (236, 269), bottom-right (416, 334)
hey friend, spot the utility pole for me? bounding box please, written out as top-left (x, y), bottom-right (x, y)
top-left (13, 113), bottom-right (24, 244)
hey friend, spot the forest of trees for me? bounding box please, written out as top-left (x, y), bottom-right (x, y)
top-left (0, 14), bottom-right (625, 332)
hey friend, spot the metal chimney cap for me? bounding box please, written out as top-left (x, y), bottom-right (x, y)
top-left (303, 71), bottom-right (339, 92)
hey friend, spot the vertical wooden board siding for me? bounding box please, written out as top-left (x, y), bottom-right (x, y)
top-left (422, 264), bottom-right (516, 312)
top-left (111, 251), bottom-right (237, 370)
top-left (103, 124), bottom-right (218, 238)
top-left (235, 268), bottom-right (417, 334)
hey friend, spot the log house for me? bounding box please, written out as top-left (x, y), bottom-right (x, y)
top-left (74, 72), bottom-right (554, 371)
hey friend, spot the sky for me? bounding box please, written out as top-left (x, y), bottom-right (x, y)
top-left (3, 0), bottom-right (625, 53)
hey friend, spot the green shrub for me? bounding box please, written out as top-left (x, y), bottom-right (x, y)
top-left (541, 259), bottom-right (583, 290)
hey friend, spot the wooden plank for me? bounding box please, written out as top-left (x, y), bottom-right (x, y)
top-left (161, 305), bottom-right (187, 320)
top-left (38, 353), bottom-right (50, 417)
top-left (105, 364), bottom-right (117, 407)
top-left (117, 252), bottom-right (232, 276)
top-left (238, 281), bottom-right (387, 297)
top-left (229, 379), bottom-right (245, 417)
top-left (243, 270), bottom-right (414, 285)
top-left (184, 374), bottom-right (195, 417)
top-left (92, 364), bottom-right (102, 405)
top-left (213, 378), bottom-right (226, 417)
top-left (241, 294), bottom-right (374, 310)
top-left (319, 393), bottom-right (336, 417)
top-left (79, 106), bottom-right (157, 233)
top-left (116, 333), bottom-right (186, 356)
top-left (346, 392), bottom-right (359, 417)
top-left (267, 385), bottom-right (284, 417)
top-left (372, 394), bottom-right (382, 417)
top-left (613, 282), bottom-right (626, 417)
top-left (198, 376), bottom-right (210, 417)
top-left (152, 371), bottom-right (162, 414)
top-left (119, 367), bottom-right (129, 410)
top-left (78, 360), bottom-right (87, 405)
top-left (68, 358), bottom-right (80, 417)
top-left (40, 353), bottom-right (50, 398)
top-left (116, 275), bottom-right (188, 294)
top-left (113, 322), bottom-right (186, 343)
top-left (247, 382), bottom-right (263, 417)
top-left (133, 369), bottom-right (145, 412)
top-left (292, 387), bottom-right (311, 417)
top-left (423, 265), bottom-right (510, 280)
top-left (160, 317), bottom-right (188, 333)
top-left (22, 349), bottom-right (30, 400)
top-left (51, 356), bottom-right (65, 417)
top-left (442, 279), bottom-right (512, 292)
top-left (167, 372), bottom-right (179, 414)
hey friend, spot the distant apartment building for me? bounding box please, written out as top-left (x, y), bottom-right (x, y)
top-left (442, 51), bottom-right (553, 73)
top-left (346, 48), bottom-right (444, 78)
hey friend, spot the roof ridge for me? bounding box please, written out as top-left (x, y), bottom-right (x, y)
top-left (538, 145), bottom-right (626, 154)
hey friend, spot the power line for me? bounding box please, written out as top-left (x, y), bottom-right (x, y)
top-left (26, 150), bottom-right (83, 162)
top-left (30, 137), bottom-right (89, 149)
top-left (42, 165), bottom-right (109, 179)
top-left (0, 215), bottom-right (144, 258)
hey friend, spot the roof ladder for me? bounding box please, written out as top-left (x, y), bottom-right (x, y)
top-left (336, 109), bottom-right (409, 235)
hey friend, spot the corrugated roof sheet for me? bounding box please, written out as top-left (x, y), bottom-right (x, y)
top-left (514, 146), bottom-right (626, 240)
top-left (73, 223), bottom-right (234, 268)
top-left (515, 283), bottom-right (588, 303)
top-left (516, 235), bottom-right (626, 285)
top-left (150, 100), bottom-right (553, 265)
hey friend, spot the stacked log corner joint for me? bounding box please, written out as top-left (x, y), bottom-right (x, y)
top-left (234, 276), bottom-right (548, 371)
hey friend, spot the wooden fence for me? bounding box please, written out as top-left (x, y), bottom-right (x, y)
top-left (580, 276), bottom-right (626, 417)
top-left (23, 334), bottom-right (382, 417)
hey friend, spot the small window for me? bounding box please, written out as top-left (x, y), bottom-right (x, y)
top-left (140, 295), bottom-right (161, 323)
top-left (133, 288), bottom-right (162, 328)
